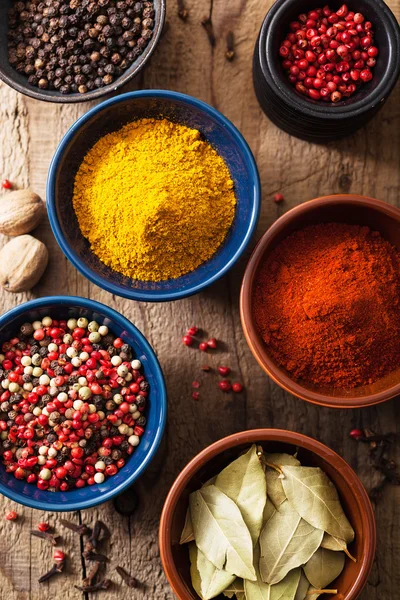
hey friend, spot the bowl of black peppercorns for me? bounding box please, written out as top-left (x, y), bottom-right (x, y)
top-left (0, 0), bottom-right (166, 103)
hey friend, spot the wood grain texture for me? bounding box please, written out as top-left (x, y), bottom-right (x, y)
top-left (0, 0), bottom-right (399, 598)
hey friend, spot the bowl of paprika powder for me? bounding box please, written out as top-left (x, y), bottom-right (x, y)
top-left (240, 194), bottom-right (400, 408)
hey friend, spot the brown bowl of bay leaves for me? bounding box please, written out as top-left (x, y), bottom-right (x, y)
top-left (159, 429), bottom-right (376, 600)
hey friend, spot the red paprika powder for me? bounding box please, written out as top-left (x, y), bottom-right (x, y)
top-left (253, 223), bottom-right (400, 388)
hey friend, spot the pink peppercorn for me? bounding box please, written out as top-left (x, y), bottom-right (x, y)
top-left (217, 366), bottom-right (231, 377)
top-left (0, 316), bottom-right (149, 492)
top-left (53, 550), bottom-right (65, 563)
top-left (279, 4), bottom-right (377, 103)
top-left (5, 511), bottom-right (18, 521)
top-left (232, 382), bottom-right (244, 393)
top-left (350, 428), bottom-right (364, 440)
top-left (219, 380), bottom-right (232, 393)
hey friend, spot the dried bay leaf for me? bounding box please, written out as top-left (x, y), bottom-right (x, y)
top-left (189, 542), bottom-right (204, 599)
top-left (223, 578), bottom-right (244, 597)
top-left (189, 485), bottom-right (256, 581)
top-left (181, 472), bottom-right (218, 545)
top-left (294, 571), bottom-right (310, 600)
top-left (244, 545), bottom-right (272, 600)
top-left (303, 547), bottom-right (345, 590)
top-left (245, 545), bottom-right (301, 600)
top-left (270, 568), bottom-right (301, 600)
top-left (264, 453), bottom-right (301, 467)
top-left (321, 533), bottom-right (356, 562)
top-left (263, 497), bottom-right (276, 526)
top-left (215, 445), bottom-right (266, 545)
top-left (264, 454), bottom-right (300, 509)
top-left (259, 500), bottom-right (323, 585)
top-left (203, 475), bottom-right (217, 487)
top-left (180, 508), bottom-right (195, 544)
top-left (197, 547), bottom-right (236, 599)
top-left (281, 467), bottom-right (355, 543)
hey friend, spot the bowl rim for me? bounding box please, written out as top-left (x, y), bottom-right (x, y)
top-left (0, 0), bottom-right (166, 104)
top-left (0, 295), bottom-right (167, 511)
top-left (258, 0), bottom-right (400, 118)
top-left (159, 428), bottom-right (376, 600)
top-left (240, 194), bottom-right (400, 408)
top-left (46, 89), bottom-right (261, 302)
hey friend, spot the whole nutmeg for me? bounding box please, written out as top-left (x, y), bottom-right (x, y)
top-left (0, 188), bottom-right (44, 236)
top-left (0, 235), bottom-right (48, 292)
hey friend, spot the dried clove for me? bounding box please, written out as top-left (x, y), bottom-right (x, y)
top-left (31, 530), bottom-right (60, 546)
top-left (83, 551), bottom-right (109, 563)
top-left (60, 519), bottom-right (91, 536)
top-left (226, 31), bottom-right (235, 61)
top-left (353, 428), bottom-right (400, 500)
top-left (82, 562), bottom-right (101, 588)
top-left (201, 16), bottom-right (216, 47)
top-left (75, 579), bottom-right (111, 593)
top-left (177, 0), bottom-right (188, 21)
top-left (85, 520), bottom-right (110, 552)
top-left (116, 565), bottom-right (138, 588)
top-left (38, 561), bottom-right (65, 583)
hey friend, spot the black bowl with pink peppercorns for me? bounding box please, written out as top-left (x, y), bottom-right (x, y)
top-left (253, 0), bottom-right (400, 142)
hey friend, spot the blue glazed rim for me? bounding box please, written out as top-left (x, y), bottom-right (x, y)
top-left (47, 90), bottom-right (261, 302)
top-left (0, 296), bottom-right (167, 512)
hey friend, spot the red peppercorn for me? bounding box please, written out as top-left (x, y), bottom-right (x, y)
top-left (279, 6), bottom-right (376, 102)
top-left (360, 69), bottom-right (373, 82)
top-left (5, 511), bottom-right (18, 521)
top-left (54, 550), bottom-right (65, 563)
top-left (199, 342), bottom-right (208, 352)
top-left (1, 179), bottom-right (12, 190)
top-left (187, 326), bottom-right (199, 336)
top-left (232, 382), bottom-right (243, 393)
top-left (192, 391), bottom-right (200, 400)
top-left (182, 335), bottom-right (194, 347)
top-left (219, 380), bottom-right (232, 393)
top-left (367, 46), bottom-right (378, 57)
top-left (273, 193), bottom-right (284, 203)
top-left (350, 428), bottom-right (364, 440)
top-left (218, 366), bottom-right (231, 377)
top-left (308, 89), bottom-right (321, 100)
top-left (207, 338), bottom-right (217, 349)
top-left (38, 522), bottom-right (50, 532)
top-left (331, 91), bottom-right (343, 102)
top-left (33, 328), bottom-right (45, 341)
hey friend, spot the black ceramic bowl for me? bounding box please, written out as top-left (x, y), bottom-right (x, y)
top-left (253, 0), bottom-right (400, 142)
top-left (0, 0), bottom-right (165, 104)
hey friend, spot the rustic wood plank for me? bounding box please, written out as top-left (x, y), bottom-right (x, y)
top-left (0, 0), bottom-right (399, 597)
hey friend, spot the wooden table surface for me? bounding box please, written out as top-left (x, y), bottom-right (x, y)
top-left (0, 0), bottom-right (399, 598)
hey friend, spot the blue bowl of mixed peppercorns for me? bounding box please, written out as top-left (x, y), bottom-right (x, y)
top-left (0, 296), bottom-right (167, 511)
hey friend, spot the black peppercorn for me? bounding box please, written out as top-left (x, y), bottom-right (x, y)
top-left (8, 0), bottom-right (155, 95)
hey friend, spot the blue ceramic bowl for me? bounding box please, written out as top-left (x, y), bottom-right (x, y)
top-left (0, 296), bottom-right (167, 512)
top-left (47, 90), bottom-right (261, 302)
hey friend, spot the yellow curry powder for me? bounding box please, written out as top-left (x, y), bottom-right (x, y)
top-left (72, 118), bottom-right (236, 282)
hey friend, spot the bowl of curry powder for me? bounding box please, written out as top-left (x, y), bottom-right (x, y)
top-left (47, 90), bottom-right (261, 301)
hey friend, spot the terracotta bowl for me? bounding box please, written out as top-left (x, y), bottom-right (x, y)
top-left (159, 429), bottom-right (376, 600)
top-left (240, 194), bottom-right (400, 408)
